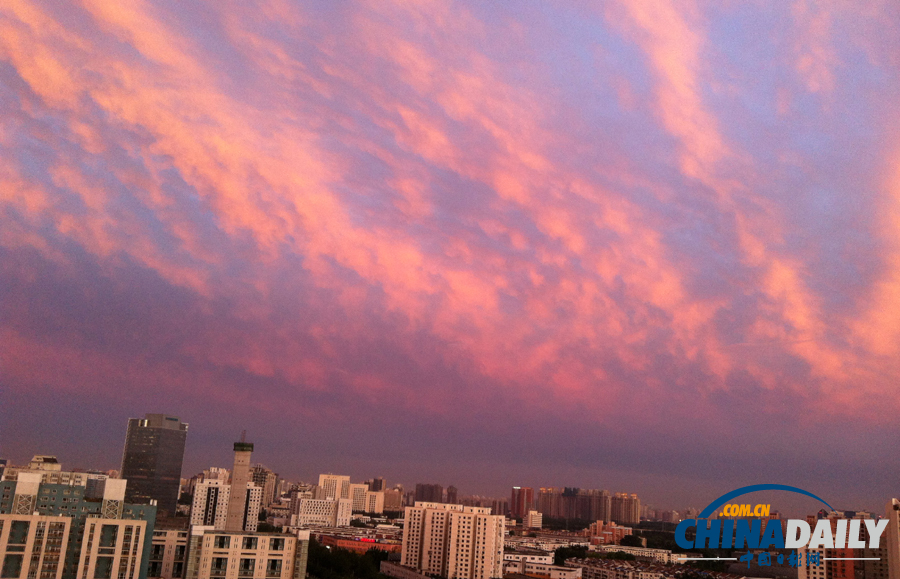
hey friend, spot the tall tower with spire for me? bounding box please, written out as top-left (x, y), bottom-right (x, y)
top-left (224, 432), bottom-right (254, 532)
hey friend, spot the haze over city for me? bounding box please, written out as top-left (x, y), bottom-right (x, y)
top-left (2, 1), bottom-right (899, 515)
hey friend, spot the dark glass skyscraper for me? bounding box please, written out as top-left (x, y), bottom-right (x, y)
top-left (120, 413), bottom-right (188, 515)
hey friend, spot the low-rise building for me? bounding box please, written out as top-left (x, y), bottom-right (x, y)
top-left (503, 559), bottom-right (582, 579)
top-left (290, 499), bottom-right (351, 527)
top-left (524, 512), bottom-right (543, 530)
top-left (588, 545), bottom-right (679, 565)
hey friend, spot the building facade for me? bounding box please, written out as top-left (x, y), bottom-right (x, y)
top-left (189, 481), bottom-right (262, 532)
top-left (523, 511), bottom-right (543, 529)
top-left (1, 457), bottom-right (109, 488)
top-left (317, 476), bottom-right (350, 501)
top-left (121, 414), bottom-right (188, 515)
top-left (0, 474), bottom-right (156, 579)
top-left (183, 528), bottom-right (307, 579)
top-left (413, 484), bottom-right (443, 504)
top-left (511, 488), bottom-right (534, 520)
top-left (401, 502), bottom-right (504, 579)
top-left (290, 499), bottom-right (351, 528)
top-left (0, 514), bottom-right (72, 579)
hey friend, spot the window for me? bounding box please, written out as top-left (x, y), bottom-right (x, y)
top-left (210, 558), bottom-right (228, 575)
top-left (2, 555), bottom-right (24, 579)
top-left (242, 537), bottom-right (257, 550)
top-left (266, 559), bottom-right (282, 577)
top-left (93, 557), bottom-right (113, 579)
top-left (213, 536), bottom-right (230, 549)
top-left (238, 559), bottom-right (255, 577)
top-left (269, 539), bottom-right (284, 551)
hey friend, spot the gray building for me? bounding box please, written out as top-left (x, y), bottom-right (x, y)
top-left (121, 414), bottom-right (188, 515)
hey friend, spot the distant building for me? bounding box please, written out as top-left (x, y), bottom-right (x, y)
top-left (503, 558), bottom-right (581, 579)
top-left (798, 510), bottom-right (892, 579)
top-left (384, 489), bottom-right (403, 512)
top-left (250, 465), bottom-right (278, 506)
top-left (369, 477), bottom-right (385, 492)
top-left (290, 499), bottom-right (352, 527)
top-left (121, 414), bottom-right (188, 515)
top-left (511, 488), bottom-right (534, 520)
top-left (414, 484), bottom-right (443, 504)
top-left (189, 479), bottom-right (262, 532)
top-left (318, 475), bottom-right (350, 500)
top-left (523, 510), bottom-right (543, 529)
top-left (1, 456), bottom-right (109, 487)
top-left (349, 483), bottom-right (369, 512)
top-left (401, 502), bottom-right (504, 579)
top-left (536, 488), bottom-right (610, 522)
top-left (588, 544), bottom-right (678, 564)
top-left (610, 494), bottom-right (640, 526)
top-left (365, 491), bottom-right (385, 514)
top-left (587, 521), bottom-right (632, 545)
top-left (886, 499), bottom-right (900, 579)
top-left (447, 486), bottom-right (458, 505)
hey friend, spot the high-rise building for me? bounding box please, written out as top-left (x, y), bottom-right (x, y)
top-left (148, 519), bottom-right (189, 579)
top-left (224, 439), bottom-right (255, 532)
top-left (383, 489), bottom-right (403, 512)
top-left (189, 479), bottom-right (262, 532)
top-left (0, 473), bottom-right (157, 579)
top-left (881, 500), bottom-right (899, 579)
top-left (0, 514), bottom-right (72, 579)
top-left (121, 414), bottom-right (188, 515)
top-left (401, 502), bottom-right (504, 579)
top-left (610, 493), bottom-right (640, 525)
top-left (318, 475), bottom-right (350, 500)
top-left (349, 483), bottom-right (369, 512)
top-left (414, 483), bottom-right (443, 504)
top-left (250, 465), bottom-right (278, 506)
top-left (183, 527), bottom-right (308, 579)
top-left (369, 477), bottom-right (385, 492)
top-left (510, 487), bottom-right (534, 520)
top-left (365, 492), bottom-right (384, 514)
top-left (447, 486), bottom-right (458, 505)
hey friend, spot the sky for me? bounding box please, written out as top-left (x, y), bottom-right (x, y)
top-left (1, 0), bottom-right (899, 514)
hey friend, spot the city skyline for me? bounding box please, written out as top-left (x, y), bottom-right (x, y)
top-left (0, 419), bottom-right (889, 518)
top-left (2, 1), bottom-right (899, 516)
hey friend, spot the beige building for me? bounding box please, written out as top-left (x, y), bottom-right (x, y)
top-left (317, 476), bottom-right (350, 501)
top-left (290, 499), bottom-right (351, 527)
top-left (610, 494), bottom-right (640, 526)
top-left (401, 502), bottom-right (504, 579)
top-left (885, 499), bottom-right (900, 579)
top-left (148, 528), bottom-right (188, 579)
top-left (588, 544), bottom-right (678, 564)
top-left (365, 492), bottom-right (384, 514)
top-left (184, 528), bottom-right (307, 579)
top-left (190, 480), bottom-right (262, 532)
top-left (349, 484), bottom-right (368, 512)
top-left (0, 514), bottom-right (72, 579)
top-left (76, 518), bottom-right (148, 579)
top-left (502, 559), bottom-right (582, 579)
top-left (523, 511), bottom-right (542, 529)
top-left (1, 456), bottom-right (108, 488)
